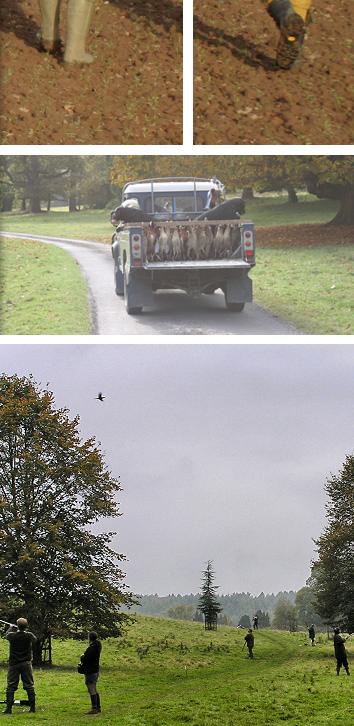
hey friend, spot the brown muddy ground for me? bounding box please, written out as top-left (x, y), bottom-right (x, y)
top-left (0, 0), bottom-right (182, 145)
top-left (194, 0), bottom-right (354, 145)
top-left (257, 224), bottom-right (354, 247)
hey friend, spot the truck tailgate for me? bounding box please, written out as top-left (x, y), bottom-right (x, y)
top-left (143, 259), bottom-right (251, 271)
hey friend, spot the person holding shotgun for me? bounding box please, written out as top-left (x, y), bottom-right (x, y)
top-left (79, 632), bottom-right (102, 715)
top-left (2, 618), bottom-right (37, 715)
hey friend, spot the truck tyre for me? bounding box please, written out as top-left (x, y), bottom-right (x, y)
top-left (114, 259), bottom-right (124, 296)
top-left (225, 300), bottom-right (245, 312)
top-left (124, 269), bottom-right (143, 315)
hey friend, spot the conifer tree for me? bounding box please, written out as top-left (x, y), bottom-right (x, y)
top-left (198, 561), bottom-right (222, 630)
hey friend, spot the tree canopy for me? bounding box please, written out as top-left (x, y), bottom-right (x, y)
top-left (310, 455), bottom-right (354, 632)
top-left (0, 374), bottom-right (135, 663)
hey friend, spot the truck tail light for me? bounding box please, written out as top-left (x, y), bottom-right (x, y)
top-left (131, 233), bottom-right (142, 266)
top-left (241, 225), bottom-right (255, 263)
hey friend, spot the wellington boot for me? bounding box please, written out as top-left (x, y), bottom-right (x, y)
top-left (39, 0), bottom-right (62, 53)
top-left (63, 0), bottom-right (95, 65)
top-left (266, 0), bottom-right (309, 69)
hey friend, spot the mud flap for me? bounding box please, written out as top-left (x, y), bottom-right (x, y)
top-left (125, 270), bottom-right (155, 310)
top-left (225, 273), bottom-right (252, 303)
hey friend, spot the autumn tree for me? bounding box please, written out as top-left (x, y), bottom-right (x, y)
top-left (310, 455), bottom-right (354, 632)
top-left (0, 375), bottom-right (135, 665)
top-left (198, 561), bottom-right (222, 630)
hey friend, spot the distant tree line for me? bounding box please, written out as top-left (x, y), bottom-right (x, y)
top-left (0, 156), bottom-right (120, 214)
top-left (1, 155), bottom-right (353, 223)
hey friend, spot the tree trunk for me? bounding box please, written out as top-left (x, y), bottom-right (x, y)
top-left (329, 189), bottom-right (354, 225)
top-left (28, 157), bottom-right (42, 214)
top-left (21, 198), bottom-right (26, 212)
top-left (286, 184), bottom-right (298, 204)
top-left (242, 187), bottom-right (254, 201)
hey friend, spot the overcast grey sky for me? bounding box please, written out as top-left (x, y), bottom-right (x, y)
top-left (1, 343), bottom-right (353, 597)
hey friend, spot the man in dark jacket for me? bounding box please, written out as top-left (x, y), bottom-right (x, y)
top-left (333, 628), bottom-right (350, 676)
top-left (3, 618), bottom-right (37, 714)
top-left (244, 629), bottom-right (255, 658)
top-left (308, 624), bottom-right (315, 646)
top-left (80, 632), bottom-right (102, 714)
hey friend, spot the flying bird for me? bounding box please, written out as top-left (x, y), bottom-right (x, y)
top-left (95, 393), bottom-right (105, 402)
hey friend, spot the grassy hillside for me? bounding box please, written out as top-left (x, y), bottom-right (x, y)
top-left (0, 237), bottom-right (92, 335)
top-left (0, 616), bottom-right (352, 724)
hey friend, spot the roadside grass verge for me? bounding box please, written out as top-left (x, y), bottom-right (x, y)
top-left (0, 237), bottom-right (92, 335)
top-left (252, 246), bottom-right (354, 335)
top-left (0, 617), bottom-right (352, 725)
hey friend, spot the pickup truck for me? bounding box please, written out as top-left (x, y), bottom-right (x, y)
top-left (111, 177), bottom-right (256, 315)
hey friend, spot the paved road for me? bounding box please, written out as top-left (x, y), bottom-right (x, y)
top-left (1, 232), bottom-right (300, 336)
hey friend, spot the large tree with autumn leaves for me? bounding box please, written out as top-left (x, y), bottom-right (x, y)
top-left (110, 155), bottom-right (354, 224)
top-left (0, 374), bottom-right (134, 664)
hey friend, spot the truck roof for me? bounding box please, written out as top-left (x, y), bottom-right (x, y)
top-left (123, 177), bottom-right (224, 195)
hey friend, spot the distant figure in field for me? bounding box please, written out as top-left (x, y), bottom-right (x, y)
top-left (3, 619), bottom-right (37, 715)
top-left (39, 0), bottom-right (95, 64)
top-left (80, 631), bottom-right (102, 714)
top-left (262, 0), bottom-right (313, 69)
top-left (244, 629), bottom-right (255, 658)
top-left (308, 624), bottom-right (315, 646)
top-left (253, 615), bottom-right (259, 630)
top-left (333, 628), bottom-right (350, 676)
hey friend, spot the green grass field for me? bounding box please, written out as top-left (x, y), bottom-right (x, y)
top-left (252, 246), bottom-right (354, 335)
top-left (0, 210), bottom-right (112, 244)
top-left (0, 237), bottom-right (92, 335)
top-left (1, 199), bottom-right (352, 335)
top-left (0, 617), bottom-right (352, 725)
top-left (0, 196), bottom-right (340, 239)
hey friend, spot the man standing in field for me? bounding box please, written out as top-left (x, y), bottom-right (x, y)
top-left (333, 628), bottom-right (350, 676)
top-left (308, 624), bottom-right (315, 645)
top-left (244, 629), bottom-right (255, 658)
top-left (3, 619), bottom-right (37, 714)
top-left (262, 0), bottom-right (313, 69)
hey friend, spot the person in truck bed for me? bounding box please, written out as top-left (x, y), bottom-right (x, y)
top-left (39, 0), bottom-right (95, 64)
top-left (262, 0), bottom-right (313, 69)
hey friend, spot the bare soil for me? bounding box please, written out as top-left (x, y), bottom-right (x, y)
top-left (0, 0), bottom-right (182, 145)
top-left (256, 224), bottom-right (354, 247)
top-left (194, 0), bottom-right (354, 144)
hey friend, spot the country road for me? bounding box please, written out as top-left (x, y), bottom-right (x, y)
top-left (1, 232), bottom-right (300, 336)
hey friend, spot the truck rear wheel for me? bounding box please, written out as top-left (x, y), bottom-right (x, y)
top-left (124, 270), bottom-right (143, 315)
top-left (114, 259), bottom-right (124, 296)
top-left (225, 300), bottom-right (245, 312)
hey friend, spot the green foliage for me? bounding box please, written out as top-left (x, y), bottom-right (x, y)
top-left (0, 616), bottom-right (352, 724)
top-left (167, 605), bottom-right (195, 621)
top-left (0, 375), bottom-right (135, 661)
top-left (198, 561), bottom-right (222, 629)
top-left (295, 588), bottom-right (323, 628)
top-left (311, 455), bottom-right (354, 632)
top-left (238, 614), bottom-right (251, 629)
top-left (272, 600), bottom-right (298, 632)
